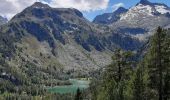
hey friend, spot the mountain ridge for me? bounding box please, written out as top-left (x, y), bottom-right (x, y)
top-left (93, 7), bottom-right (128, 24)
top-left (0, 16), bottom-right (8, 26)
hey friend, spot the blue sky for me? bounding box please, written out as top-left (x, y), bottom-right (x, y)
top-left (83, 0), bottom-right (170, 21)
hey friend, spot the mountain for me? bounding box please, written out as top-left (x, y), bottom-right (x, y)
top-left (120, 0), bottom-right (170, 21)
top-left (0, 2), bottom-right (143, 89)
top-left (93, 7), bottom-right (128, 24)
top-left (108, 0), bottom-right (170, 41)
top-left (0, 16), bottom-right (7, 26)
top-left (0, 0), bottom-right (170, 95)
top-left (0, 2), bottom-right (104, 92)
top-left (0, 2), bottom-right (110, 79)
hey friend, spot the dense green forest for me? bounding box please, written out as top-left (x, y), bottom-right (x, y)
top-left (90, 27), bottom-right (170, 100)
top-left (0, 27), bottom-right (169, 100)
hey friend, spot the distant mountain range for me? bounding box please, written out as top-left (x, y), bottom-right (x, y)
top-left (94, 0), bottom-right (170, 40)
top-left (93, 7), bottom-right (128, 24)
top-left (0, 16), bottom-right (7, 26)
top-left (0, 0), bottom-right (170, 84)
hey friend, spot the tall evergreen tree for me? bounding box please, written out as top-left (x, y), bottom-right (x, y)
top-left (146, 27), bottom-right (170, 100)
top-left (162, 30), bottom-right (170, 100)
top-left (75, 88), bottom-right (82, 100)
top-left (133, 61), bottom-right (149, 100)
top-left (101, 49), bottom-right (134, 100)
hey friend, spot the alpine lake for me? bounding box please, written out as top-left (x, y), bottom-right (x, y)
top-left (47, 78), bottom-right (90, 94)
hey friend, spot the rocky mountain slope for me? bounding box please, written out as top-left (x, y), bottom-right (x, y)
top-left (0, 0), bottom-right (170, 88)
top-left (0, 1), bottom-right (142, 76)
top-left (0, 2), bottom-right (111, 82)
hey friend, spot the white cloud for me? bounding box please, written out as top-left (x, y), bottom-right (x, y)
top-left (0, 0), bottom-right (109, 19)
top-left (0, 0), bottom-right (36, 19)
top-left (112, 3), bottom-right (125, 11)
top-left (49, 0), bottom-right (109, 12)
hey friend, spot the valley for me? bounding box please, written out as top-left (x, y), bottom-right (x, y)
top-left (0, 0), bottom-right (170, 99)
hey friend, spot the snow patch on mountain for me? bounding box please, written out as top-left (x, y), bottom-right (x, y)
top-left (120, 4), bottom-right (154, 20)
top-left (107, 16), bottom-right (112, 20)
top-left (137, 4), bottom-right (154, 15)
top-left (155, 5), bottom-right (170, 14)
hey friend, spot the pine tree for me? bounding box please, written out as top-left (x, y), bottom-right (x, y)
top-left (133, 61), bottom-right (149, 100)
top-left (162, 29), bottom-right (170, 100)
top-left (101, 49), bottom-right (133, 100)
top-left (75, 88), bottom-right (82, 100)
top-left (146, 27), bottom-right (170, 100)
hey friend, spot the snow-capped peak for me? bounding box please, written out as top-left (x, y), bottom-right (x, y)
top-left (138, 0), bottom-right (170, 14)
top-left (120, 0), bottom-right (170, 21)
top-left (120, 4), bottom-right (154, 20)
